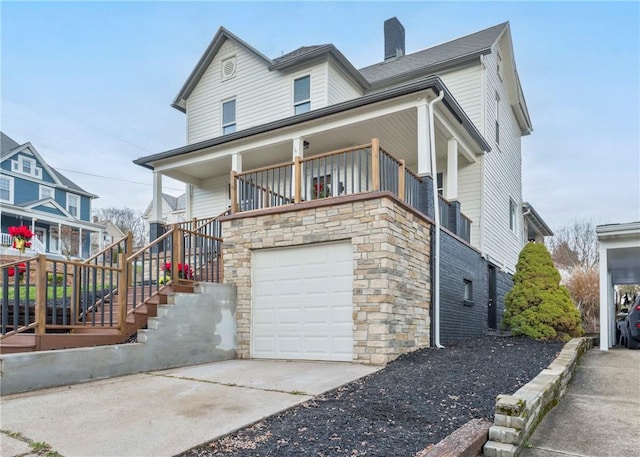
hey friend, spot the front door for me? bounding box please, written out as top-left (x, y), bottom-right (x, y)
top-left (488, 265), bottom-right (497, 329)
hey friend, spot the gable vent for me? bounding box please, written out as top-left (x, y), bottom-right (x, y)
top-left (222, 56), bottom-right (237, 81)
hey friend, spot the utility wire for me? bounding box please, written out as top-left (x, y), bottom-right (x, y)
top-left (54, 168), bottom-right (184, 191)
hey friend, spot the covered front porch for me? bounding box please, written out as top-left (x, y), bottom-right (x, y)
top-left (136, 78), bottom-right (491, 246)
top-left (0, 210), bottom-right (103, 260)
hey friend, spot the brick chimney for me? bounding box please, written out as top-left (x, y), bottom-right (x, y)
top-left (384, 17), bottom-right (405, 61)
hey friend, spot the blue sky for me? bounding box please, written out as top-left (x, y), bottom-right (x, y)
top-left (2, 1), bottom-right (638, 230)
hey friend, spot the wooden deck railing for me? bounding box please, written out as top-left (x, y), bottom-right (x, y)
top-left (0, 218), bottom-right (223, 340)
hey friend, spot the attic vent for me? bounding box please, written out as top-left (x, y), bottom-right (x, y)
top-left (222, 56), bottom-right (237, 81)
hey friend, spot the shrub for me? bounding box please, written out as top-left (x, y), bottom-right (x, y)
top-left (503, 243), bottom-right (584, 341)
top-left (566, 266), bottom-right (599, 334)
top-left (47, 273), bottom-right (64, 285)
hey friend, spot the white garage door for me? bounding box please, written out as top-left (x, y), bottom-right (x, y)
top-left (252, 241), bottom-right (354, 361)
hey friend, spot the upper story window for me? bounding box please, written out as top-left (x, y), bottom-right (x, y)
top-left (11, 156), bottom-right (42, 179)
top-left (40, 185), bottom-right (55, 200)
top-left (509, 198), bottom-right (517, 232)
top-left (222, 99), bottom-right (236, 134)
top-left (0, 175), bottom-right (14, 203)
top-left (495, 92), bottom-right (501, 145)
top-left (294, 75), bottom-right (311, 114)
top-left (67, 193), bottom-right (80, 217)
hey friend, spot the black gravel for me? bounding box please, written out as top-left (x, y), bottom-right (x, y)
top-left (180, 336), bottom-right (563, 457)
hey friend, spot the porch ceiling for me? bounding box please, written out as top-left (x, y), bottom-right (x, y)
top-left (158, 106), bottom-right (476, 183)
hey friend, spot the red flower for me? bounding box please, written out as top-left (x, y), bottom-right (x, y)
top-left (8, 226), bottom-right (33, 240)
top-left (162, 262), bottom-right (193, 279)
top-left (7, 263), bottom-right (27, 278)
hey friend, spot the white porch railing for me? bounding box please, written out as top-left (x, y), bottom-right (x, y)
top-left (0, 232), bottom-right (45, 254)
top-left (0, 233), bottom-right (11, 247)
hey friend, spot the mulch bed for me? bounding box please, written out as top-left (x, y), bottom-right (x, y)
top-left (180, 335), bottom-right (564, 457)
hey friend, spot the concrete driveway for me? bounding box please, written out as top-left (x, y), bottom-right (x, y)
top-left (0, 359), bottom-right (380, 457)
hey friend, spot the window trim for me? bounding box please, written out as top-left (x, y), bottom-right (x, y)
top-left (40, 185), bottom-right (55, 200)
top-left (0, 175), bottom-right (14, 203)
top-left (67, 193), bottom-right (80, 217)
top-left (495, 92), bottom-right (501, 146)
top-left (293, 74), bottom-right (311, 115)
top-left (463, 278), bottom-right (474, 306)
top-left (222, 98), bottom-right (236, 135)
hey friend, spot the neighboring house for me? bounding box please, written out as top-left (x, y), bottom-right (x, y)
top-left (0, 132), bottom-right (102, 259)
top-left (91, 217), bottom-right (126, 252)
top-left (134, 18), bottom-right (552, 363)
top-left (141, 192), bottom-right (187, 230)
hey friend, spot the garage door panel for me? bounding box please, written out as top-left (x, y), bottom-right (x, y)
top-left (252, 242), bottom-right (353, 361)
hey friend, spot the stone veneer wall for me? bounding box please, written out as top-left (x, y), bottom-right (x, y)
top-left (221, 193), bottom-right (432, 364)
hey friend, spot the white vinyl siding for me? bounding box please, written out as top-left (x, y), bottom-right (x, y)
top-left (327, 60), bottom-right (362, 105)
top-left (190, 175), bottom-right (229, 219)
top-left (186, 39), bottom-right (329, 144)
top-left (480, 49), bottom-right (523, 272)
top-left (439, 65), bottom-right (483, 130)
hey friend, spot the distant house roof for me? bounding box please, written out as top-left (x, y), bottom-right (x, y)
top-left (359, 22), bottom-right (508, 87)
top-left (0, 131), bottom-right (98, 198)
top-left (0, 132), bottom-right (20, 153)
top-left (523, 202), bottom-right (554, 238)
top-left (162, 192), bottom-right (186, 211)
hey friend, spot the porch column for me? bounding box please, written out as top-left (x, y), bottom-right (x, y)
top-left (598, 243), bottom-right (610, 351)
top-left (292, 138), bottom-right (305, 201)
top-left (446, 138), bottom-right (459, 201)
top-left (58, 223), bottom-right (61, 253)
top-left (416, 102), bottom-right (432, 176)
top-left (78, 228), bottom-right (83, 258)
top-left (231, 153), bottom-right (243, 173)
top-left (149, 171), bottom-right (163, 243)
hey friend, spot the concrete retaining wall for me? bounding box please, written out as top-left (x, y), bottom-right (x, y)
top-left (483, 337), bottom-right (593, 457)
top-left (0, 283), bottom-right (237, 396)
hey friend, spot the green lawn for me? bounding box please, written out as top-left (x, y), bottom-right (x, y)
top-left (2, 285), bottom-right (73, 301)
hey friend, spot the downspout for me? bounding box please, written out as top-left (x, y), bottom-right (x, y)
top-left (429, 90), bottom-right (445, 348)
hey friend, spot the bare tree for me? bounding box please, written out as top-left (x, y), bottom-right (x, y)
top-left (60, 226), bottom-right (80, 259)
top-left (546, 219), bottom-right (599, 269)
top-left (95, 207), bottom-right (147, 248)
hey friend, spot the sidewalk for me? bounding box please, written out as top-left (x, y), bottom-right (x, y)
top-left (0, 359), bottom-right (379, 457)
top-left (521, 347), bottom-right (640, 457)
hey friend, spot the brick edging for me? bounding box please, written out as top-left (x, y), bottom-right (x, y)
top-left (416, 418), bottom-right (491, 457)
top-left (482, 337), bottom-right (594, 457)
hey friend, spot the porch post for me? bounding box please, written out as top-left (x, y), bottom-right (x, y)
top-left (446, 139), bottom-right (458, 201)
top-left (78, 228), bottom-right (83, 258)
top-left (232, 153), bottom-right (243, 173)
top-left (292, 137), bottom-right (305, 202)
top-left (417, 102), bottom-right (432, 176)
top-left (149, 172), bottom-right (163, 247)
top-left (598, 243), bottom-right (610, 350)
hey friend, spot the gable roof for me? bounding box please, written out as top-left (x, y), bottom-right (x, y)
top-left (172, 27), bottom-right (272, 113)
top-left (0, 131), bottom-right (98, 198)
top-left (359, 22), bottom-right (508, 87)
top-left (1, 132), bottom-right (20, 153)
top-left (269, 44), bottom-right (369, 89)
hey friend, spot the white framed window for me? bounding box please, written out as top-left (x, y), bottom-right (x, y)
top-left (40, 185), bottom-right (55, 200)
top-left (495, 92), bottom-right (500, 145)
top-left (0, 175), bottom-right (14, 203)
top-left (67, 193), bottom-right (80, 217)
top-left (509, 198), bottom-right (517, 232)
top-left (293, 75), bottom-right (311, 114)
top-left (12, 156), bottom-right (42, 178)
top-left (222, 99), bottom-right (236, 134)
top-left (464, 279), bottom-right (473, 301)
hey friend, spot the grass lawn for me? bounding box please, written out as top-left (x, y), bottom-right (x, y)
top-left (2, 285), bottom-right (73, 301)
